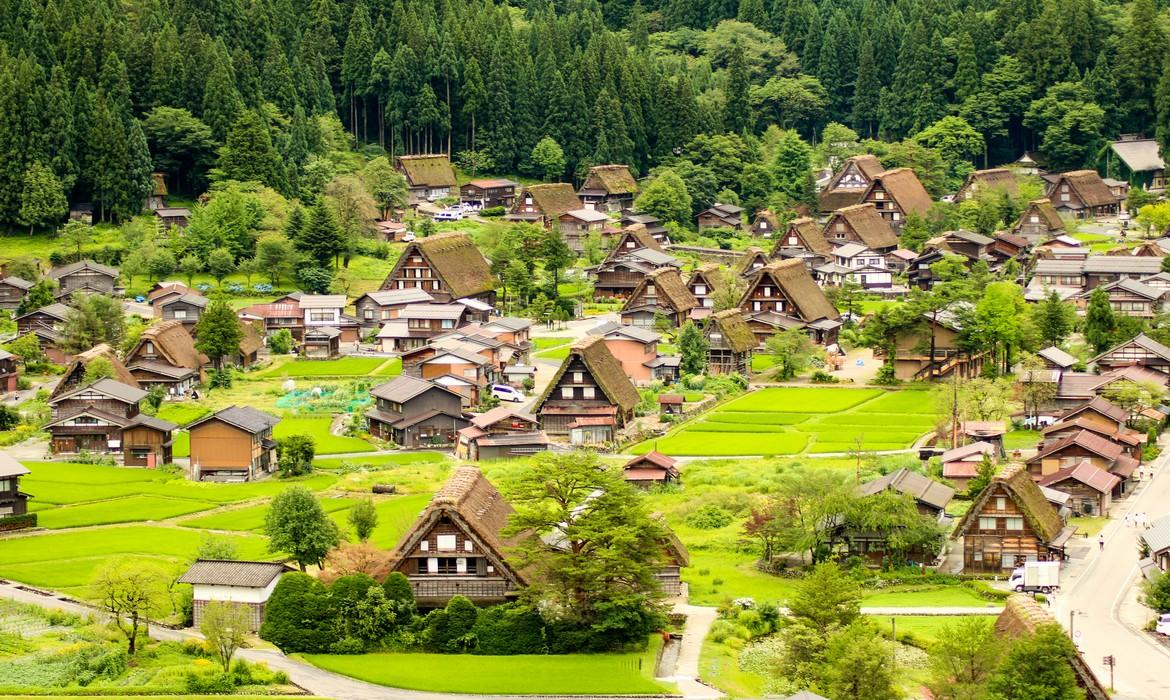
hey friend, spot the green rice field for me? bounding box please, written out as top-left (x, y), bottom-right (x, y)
top-left (255, 356), bottom-right (401, 377)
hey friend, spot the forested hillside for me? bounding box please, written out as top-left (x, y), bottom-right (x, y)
top-left (0, 0), bottom-right (1163, 228)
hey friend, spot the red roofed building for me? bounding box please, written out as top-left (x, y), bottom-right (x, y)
top-left (623, 451), bottom-right (680, 485)
top-left (1037, 460), bottom-right (1122, 516)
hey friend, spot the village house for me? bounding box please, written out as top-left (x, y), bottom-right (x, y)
top-left (155, 293), bottom-right (208, 330)
top-left (477, 317), bottom-right (532, 356)
top-left (885, 248), bottom-right (918, 273)
top-left (1036, 460), bottom-right (1121, 517)
top-left (533, 336), bottom-right (640, 443)
top-left (954, 168), bottom-right (1020, 202)
top-left (817, 242), bottom-right (892, 290)
top-left (366, 375), bottom-right (469, 447)
top-left (400, 344), bottom-right (491, 405)
top-left (238, 299), bottom-right (303, 339)
top-left (146, 281), bottom-right (195, 306)
top-left (861, 168), bottom-right (933, 230)
top-left (1013, 199), bottom-right (1066, 242)
top-left (587, 321), bottom-right (661, 384)
top-left (179, 559), bottom-right (294, 631)
top-left (591, 234), bottom-right (681, 299)
top-left (619, 267), bottom-right (697, 329)
top-left (299, 294), bottom-right (360, 343)
top-left (940, 441), bottom-right (996, 492)
top-left (989, 232), bottom-right (1030, 265)
top-left (301, 326), bottom-right (341, 359)
top-left (47, 259), bottom-right (119, 299)
top-left (847, 468), bottom-right (954, 565)
top-left (558, 208), bottom-right (610, 253)
top-left (705, 309), bottom-right (756, 375)
top-left (1044, 170), bottom-right (1123, 218)
top-left (1024, 258), bottom-right (1084, 301)
top-left (821, 203), bottom-right (900, 253)
top-left (1037, 346), bottom-right (1079, 371)
top-left (818, 154), bottom-right (886, 212)
top-left (154, 207), bottom-right (191, 228)
top-left (380, 231), bottom-right (496, 306)
top-left (578, 164), bottom-right (639, 212)
top-left (618, 212), bottom-right (670, 245)
top-left (505, 183), bottom-right (581, 227)
top-left (1091, 332), bottom-right (1170, 377)
top-left (14, 302), bottom-right (71, 364)
top-left (454, 406), bottom-right (547, 461)
top-left (1058, 396), bottom-right (1131, 433)
top-left (51, 344), bottom-right (138, 400)
top-left (953, 463), bottom-right (1075, 572)
top-left (886, 304), bottom-right (987, 381)
top-left (658, 394), bottom-right (684, 415)
top-left (697, 203), bottom-right (744, 232)
top-left (0, 274), bottom-right (32, 310)
top-left (686, 263), bottom-right (724, 316)
top-left (1078, 277), bottom-right (1166, 317)
top-left (738, 259), bottom-right (842, 347)
top-left (0, 452), bottom-right (31, 524)
top-left (395, 154), bottom-right (458, 204)
top-left (735, 247), bottom-right (770, 278)
top-left (125, 320), bottom-right (208, 397)
top-left (623, 451), bottom-right (680, 486)
top-left (750, 209), bottom-right (780, 238)
top-left (389, 467), bottom-right (528, 607)
top-left (994, 596), bottom-right (1112, 700)
top-left (187, 406), bottom-right (279, 481)
top-left (0, 349), bottom-right (17, 393)
top-left (1081, 256), bottom-right (1163, 290)
top-left (353, 288), bottom-right (435, 329)
top-left (1142, 518), bottom-right (1170, 573)
top-left (1104, 135), bottom-right (1166, 191)
top-left (459, 178), bottom-right (517, 209)
top-left (1025, 429), bottom-right (1136, 495)
top-left (1053, 365), bottom-right (1169, 411)
top-left (770, 217), bottom-right (833, 262)
top-left (376, 303), bottom-right (468, 353)
top-left (45, 378), bottom-right (176, 466)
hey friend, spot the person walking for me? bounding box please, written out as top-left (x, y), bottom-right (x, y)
top-left (1098, 534), bottom-right (1105, 550)
top-left (1125, 513), bottom-right (1132, 527)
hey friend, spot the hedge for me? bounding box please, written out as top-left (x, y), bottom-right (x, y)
top-left (0, 513), bottom-right (37, 531)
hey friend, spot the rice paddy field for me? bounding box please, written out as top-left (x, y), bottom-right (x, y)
top-left (633, 387), bottom-right (937, 456)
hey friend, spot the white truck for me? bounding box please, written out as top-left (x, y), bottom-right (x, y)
top-left (1009, 561), bottom-right (1061, 594)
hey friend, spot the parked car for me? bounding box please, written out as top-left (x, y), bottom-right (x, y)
top-left (490, 384), bottom-right (524, 403)
top-left (434, 209), bottom-right (463, 222)
top-left (1156, 614), bottom-right (1170, 636)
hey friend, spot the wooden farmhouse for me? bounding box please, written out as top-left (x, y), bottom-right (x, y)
top-left (1091, 332), bottom-right (1170, 376)
top-left (1036, 346), bottom-right (1079, 371)
top-left (506, 183), bottom-right (581, 226)
top-left (1025, 429), bottom-right (1136, 491)
top-left (687, 263), bottom-right (723, 316)
top-left (887, 304), bottom-right (987, 381)
top-left (1036, 460), bottom-right (1121, 517)
top-left (533, 336), bottom-right (639, 443)
top-left (147, 281), bottom-right (194, 305)
top-left (697, 203), bottom-right (744, 231)
top-left (735, 247), bottom-right (770, 278)
top-left (154, 293), bottom-right (207, 329)
top-left (301, 326), bottom-right (341, 359)
top-left (0, 452), bottom-right (32, 524)
top-left (587, 321), bottom-right (662, 385)
top-left (50, 344), bottom-right (137, 401)
top-left (366, 375), bottom-right (469, 447)
top-left (821, 204), bottom-right (900, 253)
top-left (1013, 199), bottom-right (1065, 241)
top-left (455, 407), bottom-right (548, 461)
top-left (125, 320), bottom-right (208, 397)
top-left (705, 309), bottom-right (755, 375)
top-left (179, 560), bottom-right (294, 631)
top-left (623, 451), bottom-right (680, 485)
top-left (1045, 170), bottom-right (1122, 218)
top-left (154, 207), bottom-right (191, 229)
top-left (1142, 519), bottom-right (1170, 573)
top-left (1105, 135), bottom-right (1166, 190)
top-left (395, 154), bottom-right (457, 204)
top-left (47, 259), bottom-right (119, 299)
top-left (940, 441), bottom-right (996, 492)
top-left (954, 168), bottom-right (1019, 202)
top-left (861, 168), bottom-right (933, 229)
top-left (591, 227), bottom-right (681, 298)
top-left (1079, 278), bottom-right (1166, 318)
top-left (1057, 397), bottom-right (1130, 433)
top-left (459, 178), bottom-right (517, 209)
top-left (0, 274), bottom-right (32, 310)
top-left (187, 406), bottom-right (280, 481)
top-left (558, 208), bottom-right (610, 253)
top-left (0, 349), bottom-right (16, 393)
top-left (379, 231), bottom-right (496, 306)
top-left (376, 304), bottom-right (469, 353)
top-left (750, 209), bottom-right (780, 238)
top-left (578, 164), bottom-right (639, 212)
top-left (45, 378), bottom-right (176, 466)
top-left (299, 294), bottom-right (360, 343)
top-left (619, 267), bottom-right (697, 329)
top-left (353, 289), bottom-right (434, 329)
top-left (14, 302), bottom-right (71, 363)
top-left (818, 154), bottom-right (885, 212)
top-left (400, 343), bottom-right (490, 406)
top-left (238, 300), bottom-right (304, 340)
top-left (389, 466), bottom-right (528, 607)
top-left (770, 217), bottom-right (833, 261)
top-left (618, 212), bottom-right (671, 245)
top-left (847, 468), bottom-right (954, 565)
top-left (953, 464), bottom-right (1075, 573)
top-left (738, 259), bottom-right (842, 347)
top-left (606, 225), bottom-right (664, 262)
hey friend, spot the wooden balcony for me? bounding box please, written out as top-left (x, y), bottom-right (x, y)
top-left (408, 577), bottom-right (514, 600)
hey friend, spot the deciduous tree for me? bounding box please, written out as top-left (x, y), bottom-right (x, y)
top-left (265, 487), bottom-right (341, 571)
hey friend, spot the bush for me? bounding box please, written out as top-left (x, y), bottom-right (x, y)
top-left (810, 369), bottom-right (838, 383)
top-left (208, 368), bottom-right (233, 389)
top-left (328, 637), bottom-right (366, 654)
top-left (259, 573), bottom-right (337, 653)
top-left (268, 328), bottom-right (294, 354)
top-left (684, 504), bottom-right (733, 529)
top-left (471, 603), bottom-right (547, 655)
top-left (481, 206), bottom-right (506, 217)
top-left (185, 671), bottom-right (234, 694)
top-left (382, 571), bottom-right (415, 608)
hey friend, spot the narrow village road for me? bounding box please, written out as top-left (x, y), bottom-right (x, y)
top-left (1058, 448), bottom-right (1170, 700)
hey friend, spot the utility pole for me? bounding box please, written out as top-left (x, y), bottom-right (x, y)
top-left (950, 369), bottom-right (960, 448)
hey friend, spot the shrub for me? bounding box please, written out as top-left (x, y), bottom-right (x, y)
top-left (259, 573), bottom-right (337, 653)
top-left (471, 603), bottom-right (547, 654)
top-left (810, 369), bottom-right (838, 383)
top-left (383, 571), bottom-right (414, 607)
top-left (328, 637), bottom-right (366, 654)
top-left (481, 206), bottom-right (506, 217)
top-left (268, 328), bottom-right (294, 354)
top-left (185, 671), bottom-right (234, 694)
top-left (684, 504), bottom-right (733, 529)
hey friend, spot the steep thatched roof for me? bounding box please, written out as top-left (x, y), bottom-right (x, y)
top-left (955, 463), bottom-right (1067, 544)
top-left (238, 319), bottom-right (264, 356)
top-left (130, 320), bottom-right (208, 369)
top-left (830, 204), bottom-right (899, 250)
top-left (605, 224), bottom-right (664, 262)
top-left (583, 165), bottom-right (638, 195)
top-left (734, 247), bottom-right (769, 276)
top-left (709, 309), bottom-right (757, 352)
top-left (959, 168), bottom-right (1019, 199)
top-left (819, 155), bottom-right (885, 211)
top-left (395, 154), bottom-right (457, 187)
top-left (773, 217), bottom-right (832, 256)
top-left (1016, 199), bottom-right (1065, 233)
top-left (534, 335), bottom-right (639, 413)
top-left (994, 596), bottom-right (1111, 700)
top-left (870, 168), bottom-right (933, 217)
top-left (751, 259), bottom-right (840, 321)
top-left (623, 267), bottom-right (698, 316)
top-left (386, 231), bottom-right (495, 299)
top-left (51, 343), bottom-right (138, 399)
top-left (522, 183), bottom-right (582, 220)
top-left (688, 263), bottom-right (723, 293)
top-left (1053, 170), bottom-right (1120, 207)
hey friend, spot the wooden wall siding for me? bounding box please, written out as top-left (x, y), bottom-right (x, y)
top-left (963, 484), bottom-right (1051, 571)
top-left (707, 348), bottom-right (748, 374)
top-left (740, 274), bottom-right (792, 315)
top-left (387, 256), bottom-right (446, 297)
top-left (52, 396), bottom-right (135, 419)
top-left (59, 272), bottom-right (115, 295)
top-left (17, 312), bottom-right (62, 335)
top-left (543, 357), bottom-right (610, 405)
top-left (189, 421), bottom-right (260, 469)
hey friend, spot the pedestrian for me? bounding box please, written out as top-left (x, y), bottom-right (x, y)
top-left (1098, 534), bottom-right (1105, 550)
top-left (1125, 513), bottom-right (1132, 527)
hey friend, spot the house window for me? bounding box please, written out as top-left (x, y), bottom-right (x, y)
top-left (874, 191), bottom-right (884, 200)
top-left (364, 309), bottom-right (374, 319)
top-left (173, 309), bottom-right (187, 319)
top-left (76, 416), bottom-right (97, 425)
top-left (427, 557), bottom-right (438, 573)
top-left (1030, 215), bottom-right (1039, 223)
top-left (437, 534), bottom-right (457, 551)
top-left (441, 320), bottom-right (455, 329)
top-left (145, 342), bottom-right (154, 354)
top-left (456, 558), bottom-right (468, 574)
top-left (835, 222), bottom-right (845, 232)
top-left (995, 497), bottom-right (1006, 511)
top-left (310, 311), bottom-right (332, 322)
top-left (703, 298), bottom-right (713, 307)
top-left (583, 387), bottom-right (595, 399)
top-left (1005, 517), bottom-right (1024, 531)
top-left (420, 541), bottom-right (429, 551)
top-left (626, 241), bottom-right (635, 248)
top-left (0, 479), bottom-right (10, 491)
top-left (572, 371), bottom-right (583, 384)
top-left (892, 212), bottom-right (900, 221)
top-left (434, 557), bottom-right (462, 574)
top-left (752, 301), bottom-right (761, 311)
top-left (763, 286), bottom-right (772, 297)
top-left (710, 332), bottom-right (723, 341)
top-left (973, 550), bottom-right (983, 562)
top-left (788, 236), bottom-right (799, 245)
top-left (693, 284), bottom-right (706, 295)
top-left (464, 540), bottom-right (473, 552)
top-left (979, 517), bottom-right (997, 530)
top-left (463, 368), bottom-right (477, 378)
top-left (561, 387), bottom-right (573, 399)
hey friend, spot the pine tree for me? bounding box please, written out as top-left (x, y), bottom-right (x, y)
top-left (880, 21), bottom-right (946, 137)
top-left (218, 110), bottom-right (287, 192)
top-left (195, 297), bottom-right (244, 370)
top-left (591, 88), bottom-right (634, 167)
top-left (816, 10), bottom-right (856, 124)
top-left (202, 43), bottom-right (243, 142)
top-left (461, 57), bottom-right (486, 152)
top-left (0, 54), bottom-right (25, 224)
top-left (298, 200), bottom-right (344, 267)
top-left (1114, 0), bottom-right (1166, 132)
top-left (852, 38), bottom-right (880, 138)
top-left (18, 162), bottom-right (67, 233)
top-left (952, 33), bottom-right (980, 103)
top-left (723, 43), bottom-right (751, 133)
top-left (736, 0), bottom-right (768, 28)
top-left (44, 65), bottom-right (78, 195)
top-left (1083, 287), bottom-right (1115, 353)
top-left (87, 96), bottom-right (128, 223)
top-left (770, 130), bottom-right (816, 208)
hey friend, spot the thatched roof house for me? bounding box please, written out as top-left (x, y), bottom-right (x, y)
top-left (994, 596), bottom-right (1111, 700)
top-left (819, 154), bottom-right (886, 211)
top-left (380, 231), bottom-right (495, 303)
top-left (823, 204), bottom-right (900, 251)
top-left (865, 167), bottom-right (933, 222)
top-left (508, 183), bottom-right (582, 224)
top-left (51, 343), bottom-right (138, 399)
top-left (772, 217), bottom-right (833, 257)
top-left (955, 168), bottom-right (1019, 202)
top-left (620, 267), bottom-right (698, 327)
top-left (533, 335), bottom-right (640, 438)
top-left (395, 154), bottom-right (457, 188)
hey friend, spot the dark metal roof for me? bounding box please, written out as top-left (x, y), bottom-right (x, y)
top-left (178, 559), bottom-right (290, 587)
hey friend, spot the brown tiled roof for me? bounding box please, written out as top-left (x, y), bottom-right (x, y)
top-left (955, 463), bottom-right (1066, 544)
top-left (51, 343), bottom-right (138, 399)
top-left (470, 406), bottom-right (537, 429)
top-left (131, 320), bottom-right (208, 370)
top-left (626, 450), bottom-right (678, 470)
top-left (392, 232), bottom-right (495, 299)
top-left (584, 165), bottom-right (638, 195)
top-left (1038, 460), bottom-right (1121, 494)
top-left (830, 204), bottom-right (899, 250)
top-left (534, 336), bottom-right (640, 413)
top-left (48, 259), bottom-right (119, 280)
top-left (623, 268), bottom-right (697, 316)
top-left (188, 405), bottom-right (279, 434)
top-left (395, 154), bottom-right (457, 187)
top-left (522, 183), bottom-right (581, 220)
top-left (1030, 429), bottom-right (1123, 463)
top-left (709, 309), bottom-right (757, 353)
top-left (752, 259), bottom-right (840, 321)
top-left (869, 168), bottom-right (933, 217)
top-left (179, 559), bottom-right (290, 587)
top-left (1062, 397), bottom-right (1129, 425)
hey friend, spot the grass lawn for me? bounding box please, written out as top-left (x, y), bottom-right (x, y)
top-left (301, 645), bottom-right (672, 695)
top-left (683, 550), bottom-right (798, 605)
top-left (180, 495), bottom-right (357, 532)
top-left (36, 495), bottom-right (217, 529)
top-left (870, 614), bottom-right (968, 647)
top-left (532, 337), bottom-right (573, 350)
top-left (725, 388), bottom-right (883, 413)
top-left (700, 638), bottom-right (766, 698)
top-left (371, 357), bottom-right (403, 376)
top-left (535, 346), bottom-right (571, 361)
top-left (648, 431), bottom-right (809, 456)
top-left (1003, 429), bottom-right (1041, 450)
top-left (274, 416), bottom-right (376, 454)
top-left (860, 585), bottom-right (991, 608)
top-left (256, 357), bottom-right (389, 377)
top-left (154, 403), bottom-right (212, 426)
top-left (1070, 515), bottom-right (1108, 536)
top-left (749, 354), bottom-right (775, 373)
top-left (314, 451), bottom-right (447, 468)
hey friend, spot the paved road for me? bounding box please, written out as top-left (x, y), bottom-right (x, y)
top-left (1058, 447), bottom-right (1170, 700)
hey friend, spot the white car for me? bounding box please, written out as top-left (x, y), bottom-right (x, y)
top-left (433, 209), bottom-right (463, 222)
top-left (490, 384), bottom-right (524, 403)
top-left (1156, 614), bottom-right (1170, 636)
